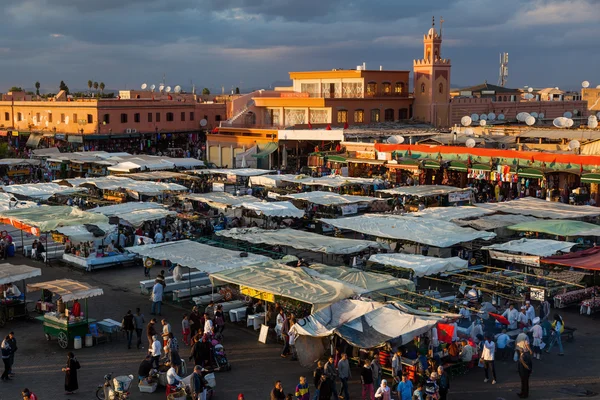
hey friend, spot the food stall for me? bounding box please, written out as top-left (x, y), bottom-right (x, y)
top-left (28, 279), bottom-right (103, 349)
top-left (0, 263), bottom-right (42, 326)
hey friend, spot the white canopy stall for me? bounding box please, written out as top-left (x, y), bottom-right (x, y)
top-left (368, 253), bottom-right (468, 277)
top-left (283, 191), bottom-right (378, 206)
top-left (179, 192), bottom-right (262, 210)
top-left (237, 201), bottom-right (305, 218)
top-left (482, 238), bottom-right (577, 266)
top-left (2, 183), bottom-right (87, 200)
top-left (90, 202), bottom-right (177, 227)
top-left (412, 206), bottom-right (495, 221)
top-left (474, 197), bottom-right (600, 219)
top-left (377, 185), bottom-right (472, 198)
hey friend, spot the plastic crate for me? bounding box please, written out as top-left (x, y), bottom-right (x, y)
top-left (138, 382), bottom-right (157, 393)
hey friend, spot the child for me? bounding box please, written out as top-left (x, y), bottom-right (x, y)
top-left (413, 382), bottom-right (424, 400)
top-left (182, 314), bottom-right (191, 346)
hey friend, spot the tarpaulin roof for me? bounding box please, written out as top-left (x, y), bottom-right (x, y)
top-left (483, 238), bottom-right (576, 257)
top-left (122, 171), bottom-right (195, 181)
top-left (107, 157), bottom-right (177, 172)
top-left (210, 262), bottom-right (360, 310)
top-left (162, 158), bottom-right (205, 169)
top-left (368, 253), bottom-right (468, 277)
top-left (320, 214), bottom-right (496, 247)
top-left (237, 201), bottom-right (305, 218)
top-left (309, 264), bottom-right (415, 293)
top-left (249, 174), bottom-right (300, 188)
top-left (90, 202), bottom-right (177, 227)
top-left (412, 206), bottom-right (495, 221)
top-left (290, 299), bottom-right (385, 337)
top-left (252, 142), bottom-right (278, 159)
top-left (0, 158), bottom-right (41, 166)
top-left (179, 192), bottom-right (262, 209)
top-left (454, 214), bottom-right (539, 231)
top-left (124, 240), bottom-right (270, 273)
top-left (60, 176), bottom-right (187, 194)
top-left (27, 279), bottom-right (103, 302)
top-left (0, 193), bottom-right (37, 212)
top-left (280, 175), bottom-right (384, 188)
top-left (541, 246), bottom-right (600, 271)
top-left (508, 219), bottom-right (600, 237)
top-left (335, 302), bottom-right (442, 348)
top-left (189, 168), bottom-right (274, 177)
top-left (377, 185), bottom-right (471, 198)
top-left (216, 227), bottom-right (386, 255)
top-left (54, 223), bottom-right (116, 244)
top-left (283, 191), bottom-right (378, 206)
top-left (0, 206), bottom-right (109, 236)
top-left (0, 264), bottom-right (41, 285)
top-left (2, 183), bottom-right (87, 200)
top-left (474, 197), bottom-right (600, 219)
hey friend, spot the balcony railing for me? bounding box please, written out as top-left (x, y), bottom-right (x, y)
top-left (303, 92), bottom-right (409, 99)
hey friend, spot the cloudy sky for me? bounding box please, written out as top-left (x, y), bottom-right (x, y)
top-left (1, 0), bottom-right (598, 93)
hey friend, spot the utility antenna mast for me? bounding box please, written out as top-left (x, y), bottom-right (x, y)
top-left (498, 53), bottom-right (508, 87)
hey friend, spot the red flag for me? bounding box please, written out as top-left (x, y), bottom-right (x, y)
top-left (407, 148), bottom-right (412, 156)
top-left (343, 122), bottom-right (349, 129)
top-left (580, 164), bottom-right (584, 173)
top-left (308, 122), bottom-right (313, 130)
top-left (211, 127), bottom-right (219, 134)
top-left (531, 156), bottom-right (535, 163)
top-left (437, 323), bottom-right (455, 344)
top-left (326, 124), bottom-right (331, 130)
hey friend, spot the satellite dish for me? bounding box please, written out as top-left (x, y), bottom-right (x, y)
top-left (165, 86), bottom-right (172, 93)
top-left (573, 109), bottom-right (579, 116)
top-left (150, 84), bottom-right (156, 91)
top-left (461, 116), bottom-right (472, 126)
top-left (525, 116), bottom-right (536, 126)
top-left (528, 87), bottom-right (534, 93)
top-left (539, 113), bottom-right (545, 119)
top-left (470, 113), bottom-right (479, 122)
top-left (386, 135), bottom-right (405, 144)
top-left (525, 93), bottom-right (535, 100)
top-left (563, 111), bottom-right (572, 118)
top-left (498, 114), bottom-right (505, 121)
top-left (568, 140), bottom-right (581, 150)
top-left (517, 112), bottom-right (530, 122)
top-left (582, 81), bottom-right (590, 88)
top-left (174, 85), bottom-right (182, 93)
top-left (200, 119), bottom-right (208, 127)
top-left (159, 84), bottom-right (165, 92)
top-left (589, 119), bottom-right (599, 129)
top-left (465, 138), bottom-right (476, 148)
top-left (566, 118), bottom-right (574, 128)
top-left (553, 117), bottom-right (568, 128)
top-left (480, 119), bottom-right (487, 126)
top-left (596, 85), bottom-right (600, 89)
top-left (141, 83), bottom-right (147, 90)
top-left (488, 112), bottom-right (496, 121)
top-left (465, 128), bottom-right (474, 135)
top-left (480, 114), bottom-right (488, 121)
top-left (530, 112), bottom-right (538, 118)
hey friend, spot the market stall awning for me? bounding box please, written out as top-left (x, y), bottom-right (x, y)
top-left (189, 168), bottom-right (274, 177)
top-left (0, 206), bottom-right (109, 236)
top-left (25, 133), bottom-right (43, 148)
top-left (248, 174), bottom-right (302, 188)
top-left (388, 159), bottom-right (420, 170)
top-left (327, 155), bottom-right (348, 163)
top-left (581, 173), bottom-right (600, 184)
top-left (124, 240), bottom-right (270, 273)
top-left (216, 227), bottom-right (386, 255)
top-left (320, 214), bottom-right (495, 247)
top-left (344, 158), bottom-right (386, 165)
top-left (454, 214), bottom-right (539, 231)
top-left (280, 175), bottom-right (384, 188)
top-left (474, 197), bottom-right (600, 219)
top-left (517, 167), bottom-right (545, 179)
top-left (27, 279), bottom-right (103, 302)
top-left (368, 253), bottom-right (468, 277)
top-left (179, 192), bottom-right (262, 209)
top-left (448, 161), bottom-right (468, 172)
top-left (2, 183), bottom-right (87, 200)
top-left (482, 238), bottom-right (576, 257)
top-left (283, 191), bottom-right (378, 206)
top-left (309, 264), bottom-right (415, 293)
top-left (508, 219), bottom-right (600, 237)
top-left (0, 264), bottom-right (42, 285)
top-left (541, 246), bottom-right (600, 271)
top-left (90, 202), bottom-right (177, 227)
top-left (412, 206), bottom-right (494, 222)
top-left (238, 201), bottom-right (305, 218)
top-left (252, 142), bottom-right (278, 159)
top-left (377, 185), bottom-right (471, 198)
top-left (54, 223), bottom-right (116, 244)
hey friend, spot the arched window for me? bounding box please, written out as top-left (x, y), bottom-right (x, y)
top-left (337, 110), bottom-right (348, 123)
top-left (503, 96), bottom-right (507, 102)
top-left (384, 109), bottom-right (394, 122)
top-left (367, 82), bottom-right (377, 97)
top-left (421, 83), bottom-right (426, 93)
top-left (370, 109), bottom-right (380, 123)
top-left (245, 112), bottom-right (256, 126)
top-left (438, 83), bottom-right (444, 94)
top-left (382, 82), bottom-right (391, 95)
top-left (354, 109), bottom-right (364, 123)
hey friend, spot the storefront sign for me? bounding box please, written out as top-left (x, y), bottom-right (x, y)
top-left (448, 191), bottom-right (472, 203)
top-left (377, 152), bottom-right (391, 161)
top-left (240, 285), bottom-right (275, 302)
top-left (55, 134), bottom-right (66, 140)
top-left (530, 287), bottom-right (545, 301)
top-left (488, 250), bottom-right (540, 266)
top-left (0, 131), bottom-right (7, 137)
top-left (212, 182), bottom-right (225, 192)
top-left (11, 131), bottom-right (19, 136)
top-left (341, 204), bottom-right (358, 215)
top-left (355, 150), bottom-right (375, 159)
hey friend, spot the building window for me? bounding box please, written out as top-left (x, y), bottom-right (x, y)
top-left (36, 113), bottom-right (41, 122)
top-left (503, 96), bottom-right (507, 101)
top-left (134, 113), bottom-right (140, 123)
top-left (371, 109), bottom-right (380, 123)
top-left (72, 113), bottom-right (77, 123)
top-left (215, 115), bottom-right (221, 122)
top-left (367, 82), bottom-right (377, 97)
top-left (382, 82), bottom-right (391, 95)
top-left (439, 83), bottom-right (444, 94)
top-left (395, 82), bottom-right (404, 94)
top-left (245, 112), bottom-right (256, 126)
top-left (86, 114), bottom-right (92, 123)
top-left (181, 111), bottom-right (185, 121)
top-left (190, 112), bottom-right (194, 121)
top-left (120, 113), bottom-right (128, 123)
top-left (156, 112), bottom-right (161, 122)
top-left (17, 112), bottom-right (22, 121)
top-left (166, 112), bottom-right (174, 122)
top-left (384, 108), bottom-right (394, 122)
top-left (148, 113), bottom-right (153, 123)
top-left (103, 114), bottom-right (110, 124)
top-left (421, 83), bottom-right (426, 93)
top-left (337, 110), bottom-right (348, 123)
top-left (399, 108), bottom-right (408, 119)
top-left (48, 113), bottom-right (52, 122)
top-left (60, 113), bottom-right (65, 123)
top-left (354, 109), bottom-right (364, 123)
top-left (4, 112), bottom-right (9, 121)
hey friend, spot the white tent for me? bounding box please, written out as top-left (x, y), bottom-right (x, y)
top-left (2, 183), bottom-right (87, 200)
top-left (0, 264), bottom-right (42, 284)
top-left (90, 202), bottom-right (177, 227)
top-left (179, 192), bottom-right (262, 209)
top-left (368, 253), bottom-right (468, 277)
top-left (163, 158), bottom-right (204, 169)
top-left (59, 176), bottom-right (187, 194)
top-left (0, 193), bottom-right (37, 211)
top-left (216, 227), bottom-right (386, 255)
top-left (454, 214), bottom-right (539, 231)
top-left (412, 206), bottom-right (495, 221)
top-left (249, 174), bottom-right (301, 188)
top-left (281, 175), bottom-right (383, 188)
top-left (54, 223), bottom-right (117, 244)
top-left (124, 240), bottom-right (270, 273)
top-left (309, 264), bottom-right (415, 292)
top-left (238, 201), bottom-right (304, 218)
top-left (320, 214), bottom-right (496, 247)
top-left (474, 197), bottom-right (600, 219)
top-left (483, 238), bottom-right (576, 257)
top-left (377, 185), bottom-right (471, 198)
top-left (189, 168), bottom-right (273, 177)
top-left (284, 191), bottom-right (378, 206)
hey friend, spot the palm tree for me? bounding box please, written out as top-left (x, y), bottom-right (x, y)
top-left (202, 88), bottom-right (210, 95)
top-left (35, 81), bottom-right (40, 96)
top-left (87, 80), bottom-right (93, 95)
top-left (99, 82), bottom-right (105, 95)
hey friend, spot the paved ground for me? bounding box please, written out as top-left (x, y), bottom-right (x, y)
top-left (1, 254), bottom-right (599, 400)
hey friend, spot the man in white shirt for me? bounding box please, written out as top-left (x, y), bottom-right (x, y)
top-left (525, 301), bottom-right (536, 324)
top-left (166, 365), bottom-right (184, 386)
top-left (515, 328), bottom-right (530, 354)
top-left (150, 335), bottom-right (161, 368)
top-left (151, 281), bottom-right (164, 316)
top-left (154, 230), bottom-right (164, 244)
top-left (495, 329), bottom-right (510, 361)
top-left (460, 341), bottom-right (474, 362)
top-left (391, 349), bottom-right (403, 381)
top-left (5, 283), bottom-right (21, 298)
top-left (459, 302), bottom-right (471, 327)
top-left (203, 313), bottom-right (214, 336)
top-left (161, 319), bottom-right (171, 346)
top-left (518, 307), bottom-right (529, 329)
top-left (502, 304), bottom-right (519, 330)
top-left (481, 335), bottom-right (497, 384)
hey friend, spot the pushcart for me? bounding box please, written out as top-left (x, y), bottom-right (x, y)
top-left (0, 263), bottom-right (42, 327)
top-left (28, 279), bottom-right (103, 349)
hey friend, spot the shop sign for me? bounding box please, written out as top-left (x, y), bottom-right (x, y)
top-left (341, 204), bottom-right (358, 215)
top-left (55, 134), bottom-right (66, 140)
top-left (530, 287), bottom-right (545, 301)
top-left (448, 191), bottom-right (472, 203)
top-left (0, 131), bottom-right (7, 137)
top-left (240, 285), bottom-right (275, 302)
top-left (488, 250), bottom-right (540, 267)
top-left (377, 152), bottom-right (391, 161)
top-left (355, 150), bottom-right (375, 159)
top-left (11, 131), bottom-right (19, 136)
top-left (212, 182), bottom-right (225, 192)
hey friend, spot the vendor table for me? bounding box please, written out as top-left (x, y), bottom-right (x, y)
top-left (36, 314), bottom-right (97, 349)
top-left (554, 287), bottom-right (598, 308)
top-left (580, 298), bottom-right (600, 315)
top-left (229, 307), bottom-right (246, 322)
top-left (97, 318), bottom-right (124, 340)
top-left (247, 313), bottom-right (265, 330)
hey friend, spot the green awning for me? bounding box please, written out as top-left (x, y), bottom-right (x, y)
top-left (471, 163), bottom-right (492, 172)
top-left (85, 135), bottom-right (110, 140)
top-left (327, 155), bottom-right (347, 163)
top-left (423, 160), bottom-right (440, 169)
top-left (518, 168), bottom-right (544, 179)
top-left (581, 173), bottom-right (600, 184)
top-left (252, 142), bottom-right (278, 159)
top-left (449, 161), bottom-right (468, 172)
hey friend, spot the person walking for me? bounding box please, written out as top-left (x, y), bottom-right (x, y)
top-left (546, 314), bottom-right (565, 356)
top-left (391, 349), bottom-right (403, 383)
top-left (1, 335), bottom-right (11, 381)
top-left (122, 310), bottom-right (135, 349)
top-left (149, 335), bottom-right (161, 369)
top-left (147, 318), bottom-right (157, 350)
top-left (189, 306), bottom-right (203, 338)
top-left (517, 344), bottom-right (533, 398)
top-left (190, 365), bottom-right (207, 400)
top-left (312, 360), bottom-right (324, 400)
top-left (531, 317), bottom-right (543, 360)
top-left (295, 376), bottom-right (310, 400)
top-left (281, 314), bottom-right (291, 357)
top-left (62, 352), bottom-right (80, 395)
top-left (151, 280), bottom-right (163, 316)
top-left (182, 314), bottom-right (191, 346)
top-left (370, 355), bottom-right (382, 389)
top-left (360, 359), bottom-right (375, 400)
top-left (318, 375), bottom-right (333, 400)
top-left (338, 353), bottom-right (351, 400)
top-left (7, 331), bottom-right (17, 376)
top-left (133, 308), bottom-right (145, 349)
top-left (424, 372), bottom-right (439, 399)
top-left (437, 366), bottom-right (450, 400)
top-left (324, 356), bottom-right (339, 399)
top-left (482, 334), bottom-right (497, 384)
top-left (396, 375), bottom-right (413, 400)
top-left (374, 379), bottom-right (391, 400)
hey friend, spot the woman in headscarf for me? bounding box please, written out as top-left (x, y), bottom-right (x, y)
top-left (62, 352), bottom-right (80, 394)
top-left (1, 335), bottom-right (11, 381)
top-left (374, 379), bottom-right (391, 400)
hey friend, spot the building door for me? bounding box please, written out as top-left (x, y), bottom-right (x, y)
top-left (398, 108), bottom-right (408, 119)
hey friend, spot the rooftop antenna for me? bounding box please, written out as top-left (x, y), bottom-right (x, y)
top-left (498, 53), bottom-right (508, 87)
top-left (432, 15), bottom-right (435, 28)
top-left (440, 16), bottom-right (444, 37)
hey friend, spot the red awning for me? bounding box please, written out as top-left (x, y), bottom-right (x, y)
top-left (541, 246), bottom-right (600, 271)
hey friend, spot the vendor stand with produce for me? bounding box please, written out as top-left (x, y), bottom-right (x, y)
top-left (0, 263), bottom-right (42, 326)
top-left (28, 279), bottom-right (103, 349)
